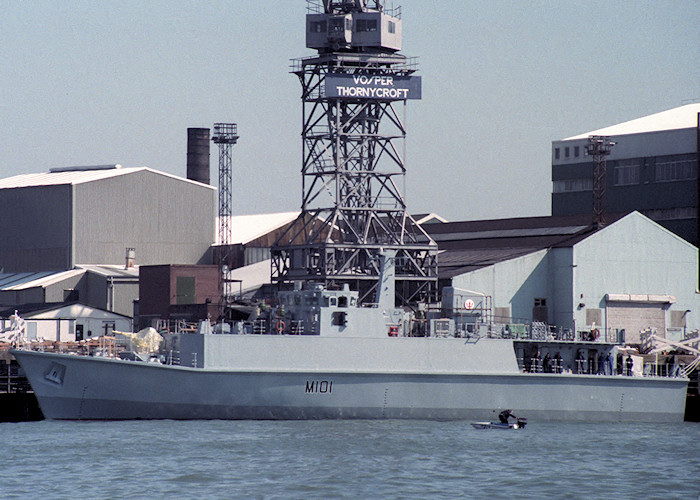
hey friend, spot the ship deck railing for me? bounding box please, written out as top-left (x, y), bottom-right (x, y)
top-left (427, 317), bottom-right (629, 345)
top-left (517, 354), bottom-right (689, 379)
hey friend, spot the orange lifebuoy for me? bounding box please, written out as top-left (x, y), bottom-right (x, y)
top-left (275, 320), bottom-right (286, 334)
top-left (591, 328), bottom-right (600, 340)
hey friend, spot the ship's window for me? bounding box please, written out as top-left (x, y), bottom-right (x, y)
top-left (338, 296), bottom-right (348, 308)
top-left (350, 298), bottom-right (357, 306)
top-left (346, 18), bottom-right (352, 31)
top-left (554, 148), bottom-right (560, 160)
top-left (388, 21), bottom-right (396, 34)
top-left (574, 146), bottom-right (580, 157)
top-left (330, 297), bottom-right (337, 307)
top-left (534, 298), bottom-right (546, 307)
top-left (564, 147), bottom-right (570, 158)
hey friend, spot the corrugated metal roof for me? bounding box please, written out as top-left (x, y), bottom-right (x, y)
top-left (0, 166), bottom-right (142, 189)
top-left (76, 265), bottom-right (139, 279)
top-left (412, 213), bottom-right (448, 224)
top-left (423, 213), bottom-right (607, 250)
top-left (215, 212), bottom-right (300, 245)
top-left (0, 166), bottom-right (216, 191)
top-left (436, 248), bottom-right (540, 278)
top-left (0, 269), bottom-right (85, 290)
top-left (0, 302), bottom-right (131, 319)
top-left (422, 213), bottom-right (632, 277)
top-left (0, 266), bottom-right (139, 291)
top-left (227, 259), bottom-right (271, 294)
top-left (563, 103), bottom-right (700, 140)
top-left (429, 225), bottom-right (589, 243)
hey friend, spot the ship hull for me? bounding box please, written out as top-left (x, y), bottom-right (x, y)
top-left (12, 348), bottom-right (687, 422)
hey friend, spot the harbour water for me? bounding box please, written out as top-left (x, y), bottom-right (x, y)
top-left (2, 420), bottom-right (698, 499)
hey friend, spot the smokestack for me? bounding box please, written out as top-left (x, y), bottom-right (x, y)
top-left (187, 128), bottom-right (210, 185)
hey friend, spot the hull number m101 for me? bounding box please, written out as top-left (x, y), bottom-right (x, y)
top-left (305, 380), bottom-right (333, 393)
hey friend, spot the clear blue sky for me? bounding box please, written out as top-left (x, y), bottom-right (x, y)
top-left (2, 1), bottom-right (698, 221)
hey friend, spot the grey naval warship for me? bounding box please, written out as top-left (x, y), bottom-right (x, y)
top-left (11, 255), bottom-right (689, 422)
top-left (10, 1), bottom-right (690, 421)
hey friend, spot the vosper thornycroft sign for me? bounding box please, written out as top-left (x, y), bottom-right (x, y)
top-left (324, 73), bottom-right (422, 100)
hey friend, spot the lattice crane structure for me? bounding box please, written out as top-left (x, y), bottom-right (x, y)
top-left (586, 135), bottom-right (615, 228)
top-left (212, 123), bottom-right (239, 314)
top-left (271, 0), bottom-right (438, 306)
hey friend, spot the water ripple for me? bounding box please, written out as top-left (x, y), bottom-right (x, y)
top-left (1, 420), bottom-right (699, 499)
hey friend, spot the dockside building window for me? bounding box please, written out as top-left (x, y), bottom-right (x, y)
top-left (614, 159), bottom-right (641, 186)
top-left (553, 178), bottom-right (593, 193)
top-left (655, 154), bottom-right (697, 182)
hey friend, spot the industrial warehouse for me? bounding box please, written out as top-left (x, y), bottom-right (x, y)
top-left (1, 0), bottom-right (698, 423)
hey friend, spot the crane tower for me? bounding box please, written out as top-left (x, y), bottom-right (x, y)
top-left (212, 123), bottom-right (239, 314)
top-left (271, 0), bottom-right (438, 306)
top-left (586, 135), bottom-right (615, 228)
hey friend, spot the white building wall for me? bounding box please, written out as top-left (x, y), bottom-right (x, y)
top-left (22, 319), bottom-right (74, 342)
top-left (448, 212), bottom-right (699, 337)
top-left (572, 212), bottom-right (699, 336)
top-left (550, 247), bottom-right (574, 330)
top-left (74, 170), bottom-right (215, 267)
top-left (451, 249), bottom-right (549, 323)
top-left (552, 128), bottom-right (697, 166)
top-left (27, 304), bottom-right (132, 339)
